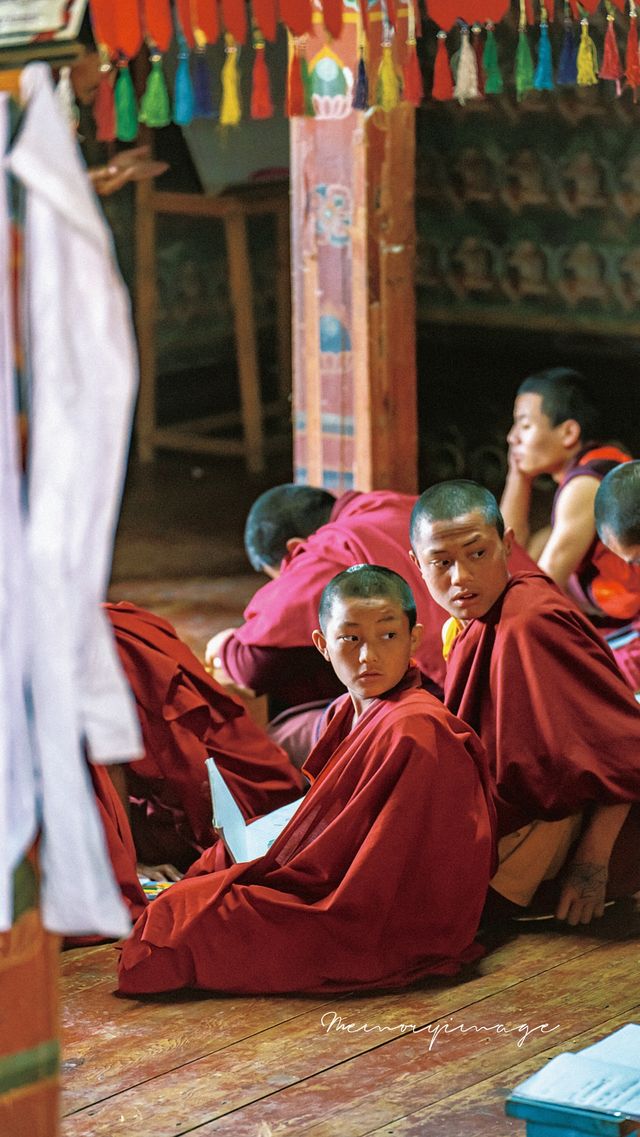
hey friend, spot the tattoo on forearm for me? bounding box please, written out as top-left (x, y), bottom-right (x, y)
top-left (565, 862), bottom-right (608, 898)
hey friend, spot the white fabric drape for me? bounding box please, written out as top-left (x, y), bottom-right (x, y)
top-left (0, 64), bottom-right (143, 936)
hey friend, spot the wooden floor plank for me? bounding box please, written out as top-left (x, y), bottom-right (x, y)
top-left (60, 934), bottom-right (638, 1137)
top-left (367, 1005), bottom-right (640, 1137)
top-left (60, 945), bottom-right (334, 1114)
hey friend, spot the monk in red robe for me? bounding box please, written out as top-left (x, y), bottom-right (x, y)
top-left (594, 461), bottom-right (640, 692)
top-left (104, 602), bottom-right (304, 875)
top-left (500, 367), bottom-right (640, 688)
top-left (204, 484), bottom-right (535, 763)
top-left (118, 565), bottom-right (496, 995)
top-left (66, 604), bottom-right (304, 947)
top-left (410, 479), bottom-right (640, 926)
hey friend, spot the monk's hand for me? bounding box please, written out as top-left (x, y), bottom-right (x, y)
top-left (555, 861), bottom-right (608, 925)
top-left (137, 863), bottom-right (183, 883)
top-left (204, 627), bottom-right (239, 674)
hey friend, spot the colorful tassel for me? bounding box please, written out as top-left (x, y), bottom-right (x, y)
top-left (599, 12), bottom-right (623, 93)
top-left (377, 42), bottom-right (402, 110)
top-left (94, 64), bottom-right (116, 142)
top-left (301, 57), bottom-right (315, 115)
top-left (352, 50), bottom-right (369, 109)
top-left (403, 40), bottom-right (424, 105)
top-left (115, 63), bottom-right (138, 142)
top-left (55, 65), bottom-right (79, 131)
top-left (472, 25), bottom-right (485, 94)
top-left (432, 31), bottom-right (454, 101)
top-left (138, 53), bottom-right (171, 127)
top-left (482, 24), bottom-right (503, 93)
top-left (251, 43), bottom-right (274, 118)
top-left (577, 17), bottom-right (598, 85)
top-left (173, 35), bottom-right (195, 125)
top-left (193, 49), bottom-right (215, 117)
top-left (514, 27), bottom-right (535, 99)
top-left (626, 8), bottom-right (640, 99)
top-left (220, 35), bottom-right (242, 125)
top-left (557, 21), bottom-right (578, 84)
top-left (287, 41), bottom-right (305, 116)
top-left (454, 25), bottom-right (479, 104)
top-left (534, 21), bottom-right (554, 89)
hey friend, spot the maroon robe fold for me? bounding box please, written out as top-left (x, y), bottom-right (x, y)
top-left (117, 670), bottom-right (496, 996)
top-left (106, 602), bottom-right (304, 869)
top-left (220, 490), bottom-right (537, 706)
top-left (444, 572), bottom-right (640, 896)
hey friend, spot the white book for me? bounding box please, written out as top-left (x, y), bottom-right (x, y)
top-left (513, 1024), bottom-right (640, 1119)
top-left (205, 756), bottom-right (304, 864)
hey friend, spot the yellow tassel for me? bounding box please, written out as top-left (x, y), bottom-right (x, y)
top-left (220, 34), bottom-right (242, 125)
top-left (377, 43), bottom-right (401, 109)
top-left (576, 18), bottom-right (598, 86)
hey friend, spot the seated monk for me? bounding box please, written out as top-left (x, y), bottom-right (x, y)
top-left (500, 367), bottom-right (640, 684)
top-left (594, 461), bottom-right (640, 693)
top-left (410, 479), bottom-right (640, 925)
top-left (117, 565), bottom-right (496, 995)
top-left (204, 483), bottom-right (535, 764)
top-left (66, 603), bottom-right (305, 948)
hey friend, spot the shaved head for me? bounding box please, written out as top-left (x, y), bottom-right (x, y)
top-left (410, 480), bottom-right (505, 548)
top-left (318, 564), bottom-right (417, 633)
top-left (595, 461), bottom-right (640, 550)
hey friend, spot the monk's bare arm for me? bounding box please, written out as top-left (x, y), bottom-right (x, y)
top-left (107, 763), bottom-right (130, 818)
top-left (556, 801), bottom-right (631, 925)
top-left (537, 476), bottom-right (599, 595)
top-left (500, 459), bottom-right (534, 548)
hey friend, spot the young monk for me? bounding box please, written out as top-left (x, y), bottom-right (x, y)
top-left (410, 480), bottom-right (640, 926)
top-left (501, 367), bottom-right (640, 626)
top-left (594, 461), bottom-right (640, 693)
top-left (118, 565), bottom-right (496, 995)
top-left (204, 483), bottom-right (535, 764)
top-left (595, 460), bottom-right (640, 568)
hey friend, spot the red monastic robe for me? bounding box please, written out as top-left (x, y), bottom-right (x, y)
top-left (444, 572), bottom-right (640, 897)
top-left (106, 602), bottom-right (304, 868)
top-left (220, 490), bottom-right (536, 706)
top-left (117, 670), bottom-right (496, 995)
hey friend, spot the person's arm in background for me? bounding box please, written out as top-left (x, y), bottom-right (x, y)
top-left (537, 476), bottom-right (599, 596)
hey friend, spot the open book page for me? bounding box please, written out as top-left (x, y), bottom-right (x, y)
top-left (513, 1027), bottom-right (640, 1119)
top-left (205, 757), bottom-right (303, 864)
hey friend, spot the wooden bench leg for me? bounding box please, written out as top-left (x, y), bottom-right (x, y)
top-left (223, 212), bottom-right (264, 475)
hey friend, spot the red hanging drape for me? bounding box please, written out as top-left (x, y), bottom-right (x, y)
top-left (252, 0), bottom-right (277, 41)
top-left (142, 0), bottom-right (173, 52)
top-left (322, 0), bottom-right (343, 39)
top-left (278, 0), bottom-right (313, 37)
top-left (195, 0), bottom-right (221, 43)
top-left (221, 0), bottom-right (248, 42)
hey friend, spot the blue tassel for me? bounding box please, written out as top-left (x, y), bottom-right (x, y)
top-left (557, 22), bottom-right (578, 85)
top-left (352, 51), bottom-right (369, 109)
top-left (534, 22), bottom-right (554, 89)
top-left (173, 37), bottom-right (194, 125)
top-left (193, 49), bottom-right (215, 118)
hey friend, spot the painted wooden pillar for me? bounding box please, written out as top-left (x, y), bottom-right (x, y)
top-left (291, 3), bottom-right (418, 494)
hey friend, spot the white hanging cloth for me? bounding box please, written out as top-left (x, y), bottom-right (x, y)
top-left (0, 63), bottom-right (143, 937)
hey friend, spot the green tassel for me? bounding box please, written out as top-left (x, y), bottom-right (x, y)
top-left (115, 64), bottom-right (138, 142)
top-left (301, 58), bottom-right (315, 116)
top-left (515, 28), bottom-right (535, 99)
top-left (483, 27), bottom-right (503, 93)
top-left (139, 54), bottom-right (171, 127)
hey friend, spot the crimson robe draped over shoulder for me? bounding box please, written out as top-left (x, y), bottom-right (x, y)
top-left (444, 572), bottom-right (640, 849)
top-left (220, 490), bottom-right (537, 706)
top-left (117, 670), bottom-right (496, 996)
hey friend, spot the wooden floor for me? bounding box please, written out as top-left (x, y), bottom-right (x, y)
top-left (57, 454), bottom-right (639, 1136)
top-left (59, 907), bottom-right (640, 1137)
